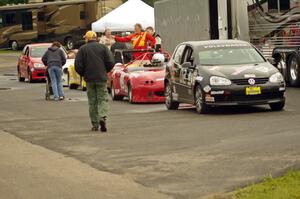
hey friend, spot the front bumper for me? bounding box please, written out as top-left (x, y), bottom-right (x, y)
top-left (32, 69), bottom-right (46, 80)
top-left (204, 83), bottom-right (285, 106)
top-left (132, 83), bottom-right (165, 103)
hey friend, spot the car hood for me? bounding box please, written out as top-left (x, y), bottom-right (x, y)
top-left (30, 57), bottom-right (43, 63)
top-left (130, 69), bottom-right (165, 80)
top-left (199, 62), bottom-right (278, 79)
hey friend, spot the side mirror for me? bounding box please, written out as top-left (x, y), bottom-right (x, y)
top-left (182, 62), bottom-right (194, 70)
top-left (267, 57), bottom-right (276, 65)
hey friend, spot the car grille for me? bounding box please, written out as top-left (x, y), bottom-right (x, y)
top-left (214, 93), bottom-right (283, 102)
top-left (231, 78), bottom-right (269, 85)
top-left (154, 91), bottom-right (165, 97)
top-left (37, 73), bottom-right (45, 77)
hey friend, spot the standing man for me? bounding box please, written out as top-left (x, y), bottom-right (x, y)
top-left (42, 41), bottom-right (66, 101)
top-left (75, 31), bottom-right (115, 132)
top-left (113, 23), bottom-right (156, 59)
top-left (146, 26), bottom-right (162, 52)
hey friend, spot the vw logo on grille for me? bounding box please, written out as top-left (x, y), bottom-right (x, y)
top-left (248, 78), bottom-right (256, 85)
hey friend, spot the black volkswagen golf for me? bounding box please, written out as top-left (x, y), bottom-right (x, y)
top-left (165, 40), bottom-right (286, 114)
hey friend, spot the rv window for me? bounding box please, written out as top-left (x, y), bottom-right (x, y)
top-left (38, 12), bottom-right (45, 21)
top-left (80, 11), bottom-right (87, 20)
top-left (268, 0), bottom-right (290, 12)
top-left (4, 13), bottom-right (16, 25)
top-left (0, 15), bottom-right (3, 28)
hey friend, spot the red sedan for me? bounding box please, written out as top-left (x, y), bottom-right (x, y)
top-left (17, 43), bottom-right (52, 82)
top-left (109, 50), bottom-right (167, 103)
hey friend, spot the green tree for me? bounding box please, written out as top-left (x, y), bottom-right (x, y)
top-left (122, 0), bottom-right (159, 7)
top-left (0, 0), bottom-right (29, 6)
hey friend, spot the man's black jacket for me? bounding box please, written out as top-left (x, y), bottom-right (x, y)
top-left (75, 41), bottom-right (115, 83)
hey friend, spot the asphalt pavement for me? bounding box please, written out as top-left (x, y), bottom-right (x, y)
top-left (0, 53), bottom-right (300, 199)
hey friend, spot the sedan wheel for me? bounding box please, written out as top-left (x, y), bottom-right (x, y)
top-left (270, 101), bottom-right (285, 111)
top-left (165, 82), bottom-right (179, 110)
top-left (111, 83), bottom-right (123, 101)
top-left (195, 85), bottom-right (209, 114)
top-left (127, 84), bottom-right (134, 103)
top-left (28, 69), bottom-right (34, 83)
top-left (18, 68), bottom-right (25, 82)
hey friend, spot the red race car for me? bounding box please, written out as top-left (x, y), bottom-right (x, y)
top-left (17, 43), bottom-right (68, 83)
top-left (109, 49), bottom-right (168, 103)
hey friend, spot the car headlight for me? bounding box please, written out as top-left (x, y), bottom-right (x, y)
top-left (210, 76), bottom-right (231, 86)
top-left (269, 72), bottom-right (284, 83)
top-left (33, 63), bottom-right (44, 68)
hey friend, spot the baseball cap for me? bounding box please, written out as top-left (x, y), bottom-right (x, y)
top-left (83, 31), bottom-right (97, 40)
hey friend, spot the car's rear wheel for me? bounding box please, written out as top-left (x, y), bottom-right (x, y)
top-left (287, 53), bottom-right (300, 87)
top-left (269, 101), bottom-right (285, 111)
top-left (111, 82), bottom-right (123, 101)
top-left (18, 67), bottom-right (25, 82)
top-left (195, 85), bottom-right (209, 114)
top-left (127, 83), bottom-right (134, 104)
top-left (165, 82), bottom-right (179, 110)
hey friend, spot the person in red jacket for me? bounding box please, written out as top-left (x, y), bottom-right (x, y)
top-left (113, 23), bottom-right (156, 60)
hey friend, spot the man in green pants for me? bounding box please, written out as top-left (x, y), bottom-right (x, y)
top-left (75, 31), bottom-right (114, 132)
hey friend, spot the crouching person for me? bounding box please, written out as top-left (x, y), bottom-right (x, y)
top-left (42, 42), bottom-right (66, 101)
top-left (75, 31), bottom-right (115, 132)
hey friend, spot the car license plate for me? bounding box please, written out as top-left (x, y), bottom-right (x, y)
top-left (246, 86), bottom-right (261, 95)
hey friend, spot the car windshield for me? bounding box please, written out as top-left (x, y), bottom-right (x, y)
top-left (30, 46), bottom-right (49, 58)
top-left (199, 46), bottom-right (265, 65)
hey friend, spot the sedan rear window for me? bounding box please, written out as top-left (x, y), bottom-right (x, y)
top-left (199, 47), bottom-right (265, 65)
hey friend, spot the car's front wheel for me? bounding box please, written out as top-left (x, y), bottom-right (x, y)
top-left (18, 67), bottom-right (25, 82)
top-left (195, 85), bottom-right (209, 114)
top-left (165, 82), bottom-right (179, 110)
top-left (28, 68), bottom-right (34, 83)
top-left (127, 83), bottom-right (134, 104)
top-left (269, 101), bottom-right (285, 111)
top-left (111, 82), bottom-right (123, 101)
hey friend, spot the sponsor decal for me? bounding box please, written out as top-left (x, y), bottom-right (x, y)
top-left (255, 66), bottom-right (269, 73)
top-left (156, 78), bottom-right (164, 81)
top-left (248, 78), bottom-right (256, 85)
top-left (205, 96), bottom-right (215, 102)
top-left (203, 43), bottom-right (249, 49)
top-left (211, 90), bottom-right (225, 95)
top-left (203, 85), bottom-right (211, 93)
top-left (232, 65), bottom-right (254, 75)
top-left (279, 87), bottom-right (286, 91)
top-left (195, 76), bottom-right (204, 82)
top-left (244, 74), bottom-right (256, 78)
top-left (115, 89), bottom-right (120, 94)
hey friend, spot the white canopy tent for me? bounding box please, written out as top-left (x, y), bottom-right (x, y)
top-left (92, 0), bottom-right (154, 33)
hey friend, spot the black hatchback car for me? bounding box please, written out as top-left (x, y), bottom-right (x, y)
top-left (165, 40), bottom-right (286, 114)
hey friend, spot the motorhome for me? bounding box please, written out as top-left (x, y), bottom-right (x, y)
top-left (0, 0), bottom-right (97, 50)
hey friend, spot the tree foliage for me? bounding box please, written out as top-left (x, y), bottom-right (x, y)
top-left (0, 0), bottom-right (29, 6)
top-left (122, 0), bottom-right (159, 7)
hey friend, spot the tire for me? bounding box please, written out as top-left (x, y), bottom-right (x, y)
top-left (67, 73), bottom-right (78, 89)
top-left (28, 69), bottom-right (34, 83)
top-left (165, 82), bottom-right (179, 110)
top-left (194, 85), bottom-right (209, 114)
top-left (287, 53), bottom-right (300, 87)
top-left (18, 67), bottom-right (25, 82)
top-left (10, 41), bottom-right (19, 51)
top-left (111, 82), bottom-right (123, 101)
top-left (65, 37), bottom-right (74, 50)
top-left (270, 101), bottom-right (285, 111)
top-left (127, 83), bottom-right (134, 104)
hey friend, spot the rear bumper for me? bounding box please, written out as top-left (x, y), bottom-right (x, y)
top-left (205, 83), bottom-right (286, 106)
top-left (132, 84), bottom-right (165, 103)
